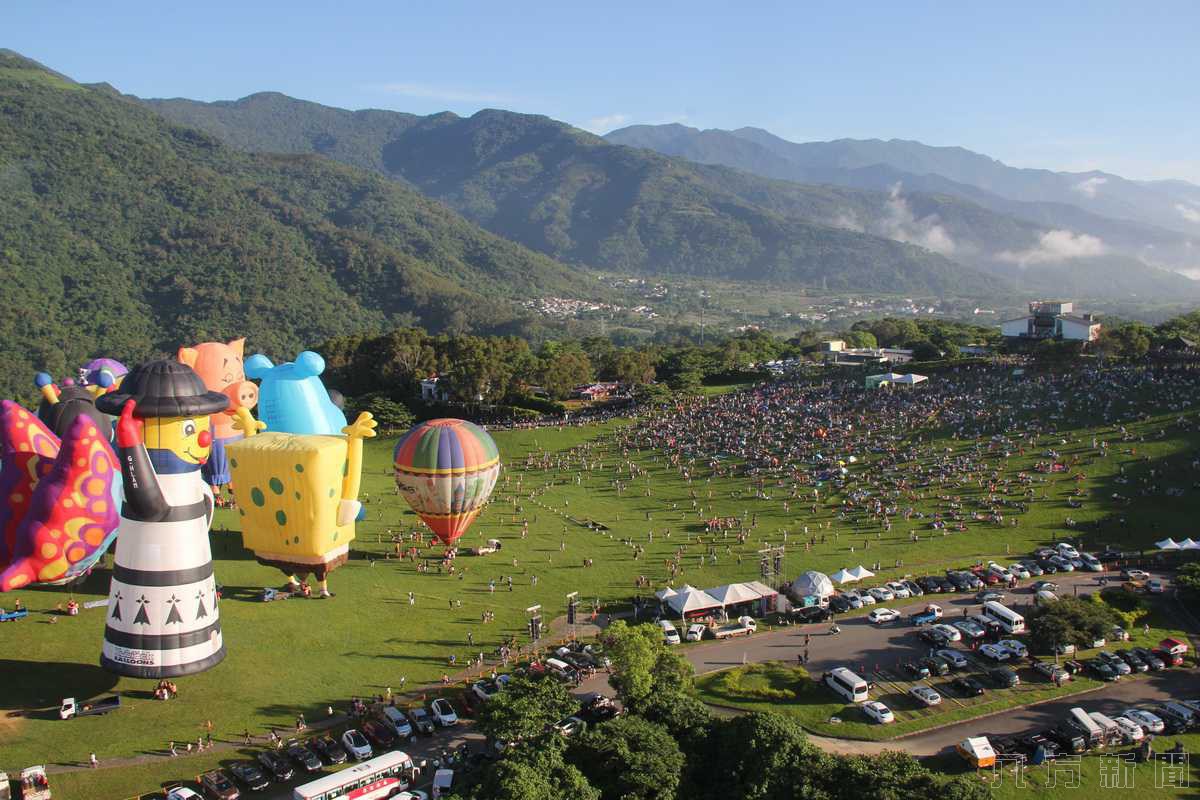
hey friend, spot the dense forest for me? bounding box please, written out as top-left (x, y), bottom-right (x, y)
top-left (0, 51), bottom-right (607, 400)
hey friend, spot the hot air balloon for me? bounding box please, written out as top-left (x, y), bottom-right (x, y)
top-left (392, 419), bottom-right (499, 546)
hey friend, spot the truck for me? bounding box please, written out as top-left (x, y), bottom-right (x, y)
top-left (712, 616), bottom-right (756, 639)
top-left (59, 695), bottom-right (120, 720)
top-left (1066, 707), bottom-right (1103, 748)
top-left (18, 767), bottom-right (50, 800)
top-left (911, 604), bottom-right (942, 625)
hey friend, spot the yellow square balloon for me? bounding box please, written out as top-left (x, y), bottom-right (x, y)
top-left (227, 432), bottom-right (353, 567)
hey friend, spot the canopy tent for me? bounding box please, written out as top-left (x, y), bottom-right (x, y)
top-left (654, 587), bottom-right (678, 601)
top-left (709, 583), bottom-right (762, 606)
top-left (1179, 538), bottom-right (1200, 550)
top-left (849, 565), bottom-right (876, 580)
top-left (865, 372), bottom-right (927, 389)
top-left (789, 571), bottom-right (834, 599)
top-left (1156, 538), bottom-right (1181, 550)
top-left (743, 580), bottom-right (778, 599)
top-left (830, 568), bottom-right (858, 584)
top-left (893, 373), bottom-right (927, 385)
top-left (667, 587), bottom-right (723, 618)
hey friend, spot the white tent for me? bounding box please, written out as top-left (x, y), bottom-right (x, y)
top-left (743, 580), bottom-right (779, 599)
top-left (709, 583), bottom-right (762, 606)
top-left (1157, 538), bottom-right (1181, 550)
top-left (830, 568), bottom-right (858, 584)
top-left (849, 565), bottom-right (876, 580)
top-left (667, 587), bottom-right (723, 618)
top-left (654, 587), bottom-right (678, 601)
top-left (893, 373), bottom-right (928, 385)
top-left (790, 570), bottom-right (834, 599)
top-left (1179, 538), bottom-right (1200, 550)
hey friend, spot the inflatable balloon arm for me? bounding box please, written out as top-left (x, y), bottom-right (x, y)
top-left (231, 406), bottom-right (266, 438)
top-left (337, 412), bottom-right (377, 525)
top-left (115, 400), bottom-right (169, 522)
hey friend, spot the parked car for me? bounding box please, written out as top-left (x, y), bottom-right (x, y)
top-left (1037, 560), bottom-right (1059, 574)
top-left (285, 740), bottom-right (322, 773)
top-left (863, 700), bottom-right (895, 724)
top-left (936, 649), bottom-right (968, 669)
top-left (857, 591), bottom-right (876, 605)
top-left (1049, 556), bottom-right (1075, 572)
top-left (793, 606), bottom-right (832, 623)
top-left (1147, 578), bottom-right (1166, 594)
top-left (842, 590), bottom-right (864, 609)
top-left (1153, 648), bottom-right (1184, 667)
top-left (919, 628), bottom-right (952, 647)
top-left (1131, 647), bottom-right (1165, 670)
top-left (999, 639), bottom-right (1028, 658)
top-left (975, 590), bottom-right (1006, 603)
top-left (341, 729), bottom-right (373, 761)
top-left (1020, 561), bottom-right (1044, 577)
top-left (1032, 660), bottom-right (1070, 683)
top-left (980, 643), bottom-right (1010, 662)
top-left (1098, 651), bottom-right (1132, 675)
top-left (868, 587), bottom-right (894, 603)
top-left (935, 577), bottom-right (955, 593)
top-left (199, 770), bottom-right (240, 800)
top-left (408, 707), bottom-right (435, 735)
top-left (228, 762), bottom-right (269, 792)
top-left (900, 661), bottom-right (931, 680)
top-left (1017, 733), bottom-right (1060, 760)
top-left (902, 580), bottom-right (924, 597)
top-left (380, 706), bottom-right (414, 738)
top-left (256, 751), bottom-right (294, 782)
top-left (658, 620), bottom-right (681, 644)
top-left (472, 679), bottom-right (506, 702)
top-left (1112, 715), bottom-right (1146, 743)
top-left (551, 716), bottom-right (587, 737)
top-left (920, 656), bottom-right (951, 676)
top-left (989, 668), bottom-right (1020, 688)
top-left (578, 694), bottom-right (621, 724)
top-left (918, 576), bottom-right (943, 594)
top-left (909, 685), bottom-right (942, 706)
top-left (311, 735), bottom-right (347, 765)
top-left (1056, 543), bottom-right (1080, 559)
top-left (868, 608), bottom-right (900, 624)
top-left (932, 623), bottom-right (962, 642)
top-left (1047, 725), bottom-right (1086, 754)
top-left (1080, 553), bottom-right (1103, 572)
top-left (431, 698), bottom-right (459, 727)
top-left (952, 619), bottom-right (985, 640)
top-left (827, 595), bottom-right (852, 614)
top-left (1122, 708), bottom-right (1165, 734)
top-left (886, 581), bottom-right (911, 599)
top-left (1122, 569), bottom-right (1150, 581)
top-left (1086, 659), bottom-right (1119, 681)
top-left (1008, 563), bottom-right (1031, 579)
top-left (1116, 649), bottom-right (1148, 673)
top-left (361, 720), bottom-right (397, 750)
top-left (952, 676), bottom-right (986, 697)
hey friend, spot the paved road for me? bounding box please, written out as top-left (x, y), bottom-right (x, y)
top-left (577, 567), bottom-right (1195, 758)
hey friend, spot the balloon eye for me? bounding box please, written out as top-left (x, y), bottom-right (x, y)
top-left (184, 422), bottom-right (196, 437)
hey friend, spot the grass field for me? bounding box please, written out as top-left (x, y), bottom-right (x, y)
top-left (2, 380), bottom-right (1198, 798)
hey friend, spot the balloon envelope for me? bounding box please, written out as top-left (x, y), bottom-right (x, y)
top-left (393, 419), bottom-right (499, 545)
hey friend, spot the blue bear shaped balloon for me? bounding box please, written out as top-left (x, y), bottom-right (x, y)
top-left (244, 351), bottom-right (348, 435)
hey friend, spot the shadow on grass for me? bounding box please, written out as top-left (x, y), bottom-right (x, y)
top-left (0, 659), bottom-right (118, 713)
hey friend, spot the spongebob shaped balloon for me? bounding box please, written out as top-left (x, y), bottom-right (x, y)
top-left (94, 360), bottom-right (231, 677)
top-left (227, 408), bottom-right (376, 598)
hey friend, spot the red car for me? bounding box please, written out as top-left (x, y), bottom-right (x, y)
top-left (360, 719), bottom-right (396, 750)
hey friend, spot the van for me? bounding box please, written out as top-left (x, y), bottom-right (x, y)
top-left (1067, 707), bottom-right (1103, 748)
top-left (545, 658), bottom-right (577, 682)
top-left (379, 706), bottom-right (413, 738)
top-left (1036, 590), bottom-right (1058, 607)
top-left (1156, 702), bottom-right (1196, 730)
top-left (658, 620), bottom-right (681, 645)
top-left (823, 667), bottom-right (869, 703)
top-left (1088, 712), bottom-right (1121, 745)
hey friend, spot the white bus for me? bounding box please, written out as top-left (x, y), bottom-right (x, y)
top-left (982, 601), bottom-right (1025, 634)
top-left (824, 667), bottom-right (869, 703)
top-left (293, 751), bottom-right (414, 800)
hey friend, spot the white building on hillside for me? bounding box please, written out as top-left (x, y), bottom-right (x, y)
top-left (1000, 301), bottom-right (1101, 342)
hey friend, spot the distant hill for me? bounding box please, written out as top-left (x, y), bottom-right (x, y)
top-left (0, 52), bottom-right (602, 400)
top-left (607, 124), bottom-right (1200, 260)
top-left (143, 93), bottom-right (1003, 295)
top-left (143, 93), bottom-right (1199, 300)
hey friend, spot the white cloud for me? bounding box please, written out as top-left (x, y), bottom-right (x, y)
top-left (1072, 176), bottom-right (1108, 198)
top-left (582, 113), bottom-right (630, 133)
top-left (997, 229), bottom-right (1109, 266)
top-left (1176, 203), bottom-right (1200, 224)
top-left (876, 184), bottom-right (957, 255)
top-left (373, 82), bottom-right (511, 104)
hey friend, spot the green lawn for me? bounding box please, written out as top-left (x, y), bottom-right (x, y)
top-left (1, 394), bottom-right (1198, 798)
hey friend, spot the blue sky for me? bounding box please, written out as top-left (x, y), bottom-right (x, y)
top-left (8, 1), bottom-right (1199, 181)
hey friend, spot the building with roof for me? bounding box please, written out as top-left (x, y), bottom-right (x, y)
top-left (1000, 301), bottom-right (1101, 342)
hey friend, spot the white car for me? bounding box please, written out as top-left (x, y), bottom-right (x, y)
top-left (686, 623), bottom-right (707, 642)
top-left (392, 792), bottom-right (430, 800)
top-left (472, 679), bottom-right (505, 702)
top-left (341, 728), bottom-right (373, 761)
top-left (868, 608), bottom-right (900, 624)
top-left (1124, 569), bottom-right (1150, 581)
top-left (909, 685), bottom-right (942, 706)
top-left (1008, 563), bottom-right (1031, 579)
top-left (430, 698), bottom-right (458, 727)
top-left (659, 620), bottom-right (681, 645)
top-left (1056, 543), bottom-right (1080, 559)
top-left (166, 789), bottom-right (202, 800)
top-left (932, 624), bottom-right (962, 642)
top-left (886, 581), bottom-right (911, 599)
top-left (551, 716), bottom-right (587, 736)
top-left (979, 643), bottom-right (1010, 662)
top-left (1147, 579), bottom-right (1165, 594)
top-left (857, 591), bottom-right (876, 605)
top-left (1112, 715), bottom-right (1146, 743)
top-left (999, 639), bottom-right (1028, 658)
top-left (863, 700), bottom-right (895, 724)
top-left (1123, 708), bottom-right (1165, 733)
top-left (868, 587), bottom-right (894, 602)
top-left (936, 649), bottom-right (968, 669)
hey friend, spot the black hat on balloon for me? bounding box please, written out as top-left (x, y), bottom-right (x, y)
top-left (96, 360), bottom-right (231, 418)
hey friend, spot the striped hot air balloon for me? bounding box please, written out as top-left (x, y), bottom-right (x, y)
top-left (393, 419), bottom-right (500, 545)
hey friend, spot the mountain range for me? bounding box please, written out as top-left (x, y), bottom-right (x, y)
top-left (141, 92), bottom-right (1200, 299)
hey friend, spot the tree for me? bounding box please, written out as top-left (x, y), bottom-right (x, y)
top-left (635, 689), bottom-right (711, 742)
top-left (354, 394), bottom-right (414, 433)
top-left (601, 620), bottom-right (661, 706)
top-left (1175, 562), bottom-right (1200, 611)
top-left (910, 340), bottom-right (941, 361)
top-left (471, 742), bottom-right (599, 800)
top-left (685, 712), bottom-right (826, 800)
top-left (610, 348), bottom-right (657, 386)
top-left (475, 675), bottom-right (580, 745)
top-left (1026, 596), bottom-right (1123, 653)
top-left (566, 715), bottom-right (684, 800)
top-left (539, 346), bottom-right (594, 399)
top-left (842, 330), bottom-right (878, 350)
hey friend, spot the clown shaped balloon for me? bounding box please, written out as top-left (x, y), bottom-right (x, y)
top-left (392, 419), bottom-right (500, 546)
top-left (95, 361), bottom-right (230, 677)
